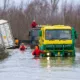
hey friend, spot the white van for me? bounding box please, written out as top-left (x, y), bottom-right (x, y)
top-left (0, 20), bottom-right (14, 48)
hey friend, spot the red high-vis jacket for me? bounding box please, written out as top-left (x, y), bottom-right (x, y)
top-left (31, 21), bottom-right (37, 28)
top-left (32, 48), bottom-right (44, 56)
top-left (20, 45), bottom-right (26, 51)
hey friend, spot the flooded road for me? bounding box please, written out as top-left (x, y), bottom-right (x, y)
top-left (0, 48), bottom-right (80, 80)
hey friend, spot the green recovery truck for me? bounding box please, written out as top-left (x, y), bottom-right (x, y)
top-left (39, 25), bottom-right (77, 57)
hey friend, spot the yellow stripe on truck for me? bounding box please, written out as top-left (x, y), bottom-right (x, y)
top-left (44, 40), bottom-right (72, 44)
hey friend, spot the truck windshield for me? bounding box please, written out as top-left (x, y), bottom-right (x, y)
top-left (45, 30), bottom-right (71, 40)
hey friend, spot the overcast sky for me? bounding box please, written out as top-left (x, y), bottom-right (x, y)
top-left (0, 0), bottom-right (80, 7)
top-left (0, 0), bottom-right (32, 7)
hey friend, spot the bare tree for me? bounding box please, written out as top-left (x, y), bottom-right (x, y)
top-left (51, 0), bottom-right (59, 13)
top-left (0, 0), bottom-right (80, 46)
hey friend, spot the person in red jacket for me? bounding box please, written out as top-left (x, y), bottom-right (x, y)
top-left (32, 46), bottom-right (44, 57)
top-left (31, 20), bottom-right (37, 28)
top-left (19, 43), bottom-right (26, 51)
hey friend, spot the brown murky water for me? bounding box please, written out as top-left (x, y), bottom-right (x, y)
top-left (0, 48), bottom-right (80, 80)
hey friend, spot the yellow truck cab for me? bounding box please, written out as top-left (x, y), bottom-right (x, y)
top-left (39, 25), bottom-right (77, 57)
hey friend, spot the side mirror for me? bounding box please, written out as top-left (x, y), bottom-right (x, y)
top-left (39, 30), bottom-right (42, 36)
top-left (72, 27), bottom-right (77, 39)
top-left (74, 31), bottom-right (77, 39)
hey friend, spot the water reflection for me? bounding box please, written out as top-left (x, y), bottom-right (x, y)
top-left (40, 57), bottom-right (75, 68)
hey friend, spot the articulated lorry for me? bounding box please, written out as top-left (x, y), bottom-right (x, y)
top-left (39, 25), bottom-right (77, 57)
top-left (0, 20), bottom-right (14, 48)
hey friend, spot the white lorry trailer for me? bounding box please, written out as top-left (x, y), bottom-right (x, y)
top-left (0, 20), bottom-right (14, 48)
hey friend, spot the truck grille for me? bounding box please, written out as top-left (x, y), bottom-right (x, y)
top-left (45, 44), bottom-right (72, 50)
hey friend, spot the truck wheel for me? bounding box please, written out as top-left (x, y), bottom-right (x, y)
top-left (70, 50), bottom-right (75, 57)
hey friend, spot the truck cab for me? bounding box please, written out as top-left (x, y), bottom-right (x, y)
top-left (39, 25), bottom-right (77, 57)
top-left (29, 25), bottom-right (41, 48)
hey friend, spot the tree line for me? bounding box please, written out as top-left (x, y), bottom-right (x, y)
top-left (0, 0), bottom-right (80, 46)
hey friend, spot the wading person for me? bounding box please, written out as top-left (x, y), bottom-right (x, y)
top-left (32, 46), bottom-right (45, 57)
top-left (15, 38), bottom-right (19, 48)
top-left (19, 43), bottom-right (26, 51)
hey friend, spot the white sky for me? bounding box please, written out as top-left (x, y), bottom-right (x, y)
top-left (0, 0), bottom-right (80, 8)
top-left (0, 0), bottom-right (32, 7)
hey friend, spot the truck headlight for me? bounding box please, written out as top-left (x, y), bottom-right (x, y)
top-left (47, 53), bottom-right (50, 56)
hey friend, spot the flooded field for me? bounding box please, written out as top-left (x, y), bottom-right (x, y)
top-left (0, 48), bottom-right (80, 80)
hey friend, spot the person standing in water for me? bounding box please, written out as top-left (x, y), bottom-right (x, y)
top-left (14, 38), bottom-right (19, 48)
top-left (19, 43), bottom-right (27, 51)
top-left (32, 46), bottom-right (45, 57)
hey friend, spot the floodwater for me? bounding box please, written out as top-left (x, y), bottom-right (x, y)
top-left (0, 48), bottom-right (80, 80)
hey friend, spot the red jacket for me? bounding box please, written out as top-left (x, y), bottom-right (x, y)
top-left (32, 48), bottom-right (44, 56)
top-left (20, 45), bottom-right (26, 51)
top-left (31, 21), bottom-right (37, 28)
